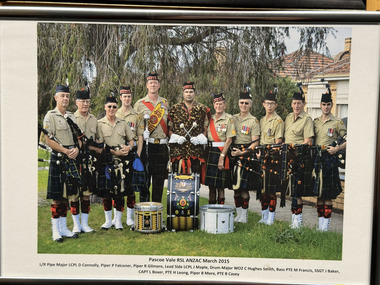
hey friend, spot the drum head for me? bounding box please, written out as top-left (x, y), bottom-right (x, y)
top-left (200, 204), bottom-right (234, 213)
top-left (135, 202), bottom-right (163, 211)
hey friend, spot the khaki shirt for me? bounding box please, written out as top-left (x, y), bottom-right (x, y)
top-left (260, 111), bottom-right (284, 145)
top-left (43, 107), bottom-right (76, 146)
top-left (284, 111), bottom-right (314, 145)
top-left (116, 107), bottom-right (143, 140)
top-left (74, 110), bottom-right (97, 140)
top-left (314, 114), bottom-right (347, 146)
top-left (96, 116), bottom-right (134, 147)
top-left (207, 112), bottom-right (236, 142)
top-left (232, 113), bottom-right (260, 145)
top-left (134, 94), bottom-right (168, 140)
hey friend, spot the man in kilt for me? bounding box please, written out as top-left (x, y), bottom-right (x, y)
top-left (284, 92), bottom-right (314, 229)
top-left (168, 81), bottom-right (210, 180)
top-left (96, 95), bottom-right (135, 230)
top-left (134, 73), bottom-right (169, 203)
top-left (230, 91), bottom-right (261, 223)
top-left (313, 92), bottom-right (346, 231)
top-left (258, 91), bottom-right (284, 225)
top-left (43, 84), bottom-right (81, 242)
top-left (204, 93), bottom-right (235, 204)
top-left (115, 85), bottom-right (145, 227)
top-left (72, 88), bottom-right (102, 233)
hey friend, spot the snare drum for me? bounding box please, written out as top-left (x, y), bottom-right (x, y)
top-left (134, 202), bottom-right (163, 233)
top-left (200, 204), bottom-right (234, 234)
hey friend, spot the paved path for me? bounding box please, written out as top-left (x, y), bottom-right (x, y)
top-left (198, 184), bottom-right (343, 233)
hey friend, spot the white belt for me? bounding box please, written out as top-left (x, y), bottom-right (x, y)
top-left (147, 138), bottom-right (168, 144)
top-left (212, 142), bottom-right (225, 147)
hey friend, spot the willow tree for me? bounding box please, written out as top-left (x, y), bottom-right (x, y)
top-left (37, 23), bottom-right (334, 121)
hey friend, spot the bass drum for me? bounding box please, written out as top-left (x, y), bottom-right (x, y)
top-left (166, 173), bottom-right (200, 232)
top-left (200, 204), bottom-right (234, 234)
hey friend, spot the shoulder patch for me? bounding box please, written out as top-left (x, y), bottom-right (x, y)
top-left (232, 130), bottom-right (236, 135)
top-left (230, 119), bottom-right (234, 124)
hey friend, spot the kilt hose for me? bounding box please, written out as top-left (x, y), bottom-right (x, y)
top-left (205, 146), bottom-right (232, 189)
top-left (47, 151), bottom-right (81, 200)
top-left (313, 150), bottom-right (342, 199)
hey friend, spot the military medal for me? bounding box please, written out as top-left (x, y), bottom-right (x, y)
top-left (129, 121), bottom-right (135, 131)
top-left (241, 126), bottom-right (250, 135)
top-left (267, 128), bottom-right (272, 136)
top-left (327, 128), bottom-right (333, 137)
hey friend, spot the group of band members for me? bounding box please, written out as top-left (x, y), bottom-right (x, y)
top-left (42, 72), bottom-right (346, 242)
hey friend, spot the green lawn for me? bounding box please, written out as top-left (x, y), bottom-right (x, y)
top-left (38, 169), bottom-right (342, 260)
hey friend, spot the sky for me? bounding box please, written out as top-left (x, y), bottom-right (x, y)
top-left (284, 27), bottom-right (352, 57)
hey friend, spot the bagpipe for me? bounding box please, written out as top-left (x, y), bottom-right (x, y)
top-left (329, 133), bottom-right (347, 169)
top-left (229, 141), bottom-right (345, 205)
top-left (63, 115), bottom-right (102, 192)
top-left (319, 78), bottom-right (346, 169)
top-left (229, 142), bottom-right (262, 191)
top-left (38, 124), bottom-right (69, 165)
top-left (38, 124), bottom-right (81, 193)
top-left (91, 141), bottom-right (133, 197)
top-left (312, 139), bottom-right (346, 198)
top-left (229, 143), bottom-right (287, 202)
top-left (63, 115), bottom-right (133, 196)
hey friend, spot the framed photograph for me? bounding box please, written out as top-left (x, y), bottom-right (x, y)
top-left (0, 7), bottom-right (379, 285)
top-left (0, 0), bottom-right (368, 10)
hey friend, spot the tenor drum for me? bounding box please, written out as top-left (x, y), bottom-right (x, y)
top-left (167, 173), bottom-right (200, 231)
top-left (200, 204), bottom-right (234, 234)
top-left (134, 202), bottom-right (163, 233)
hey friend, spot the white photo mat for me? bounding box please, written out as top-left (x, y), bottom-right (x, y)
top-left (0, 19), bottom-right (379, 285)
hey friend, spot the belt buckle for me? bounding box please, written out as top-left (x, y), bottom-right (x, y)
top-left (154, 138), bottom-right (160, 144)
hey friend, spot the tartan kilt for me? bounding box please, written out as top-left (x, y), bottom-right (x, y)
top-left (262, 150), bottom-right (282, 194)
top-left (289, 151), bottom-right (315, 197)
top-left (146, 143), bottom-right (169, 177)
top-left (47, 152), bottom-right (80, 200)
top-left (204, 147), bottom-right (232, 189)
top-left (313, 151), bottom-right (342, 199)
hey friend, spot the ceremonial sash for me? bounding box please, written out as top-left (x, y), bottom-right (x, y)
top-left (142, 100), bottom-right (168, 135)
top-left (209, 117), bottom-right (229, 169)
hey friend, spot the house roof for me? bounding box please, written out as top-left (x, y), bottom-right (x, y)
top-left (277, 50), bottom-right (334, 81)
top-left (310, 56), bottom-right (351, 79)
